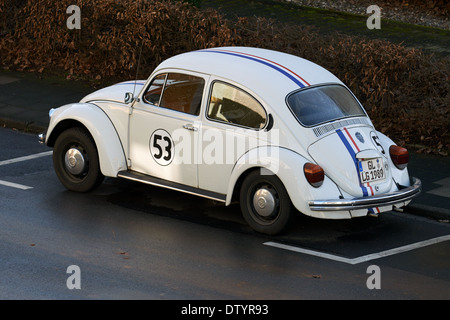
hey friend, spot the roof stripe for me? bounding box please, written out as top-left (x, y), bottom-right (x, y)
top-left (217, 49), bottom-right (310, 86)
top-left (199, 49), bottom-right (309, 88)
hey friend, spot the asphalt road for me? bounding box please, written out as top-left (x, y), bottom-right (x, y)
top-left (1, 127), bottom-right (449, 304)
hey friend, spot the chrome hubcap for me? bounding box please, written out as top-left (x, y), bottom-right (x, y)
top-left (64, 148), bottom-right (86, 175)
top-left (253, 187), bottom-right (276, 217)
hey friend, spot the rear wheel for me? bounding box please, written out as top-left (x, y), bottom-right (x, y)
top-left (53, 127), bottom-right (104, 192)
top-left (240, 170), bottom-right (294, 235)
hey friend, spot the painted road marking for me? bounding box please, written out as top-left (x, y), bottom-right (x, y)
top-left (0, 150), bottom-right (53, 190)
top-left (264, 234), bottom-right (450, 265)
top-left (0, 151), bottom-right (53, 166)
top-left (0, 180), bottom-right (33, 190)
top-left (426, 177), bottom-right (450, 198)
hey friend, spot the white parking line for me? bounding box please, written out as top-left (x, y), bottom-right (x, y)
top-left (0, 150), bottom-right (53, 190)
top-left (0, 180), bottom-right (33, 190)
top-left (0, 151), bottom-right (53, 166)
top-left (264, 234), bottom-right (450, 265)
top-left (427, 177), bottom-right (450, 198)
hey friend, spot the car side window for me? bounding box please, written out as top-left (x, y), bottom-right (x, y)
top-left (207, 81), bottom-right (266, 129)
top-left (144, 73), bottom-right (166, 106)
top-left (143, 73), bottom-right (205, 116)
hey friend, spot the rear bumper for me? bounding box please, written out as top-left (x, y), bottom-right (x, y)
top-left (308, 177), bottom-right (422, 211)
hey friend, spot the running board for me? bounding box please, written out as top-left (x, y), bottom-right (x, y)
top-left (117, 170), bottom-right (226, 203)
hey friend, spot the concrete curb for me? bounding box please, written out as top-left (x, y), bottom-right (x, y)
top-left (406, 203), bottom-right (450, 222)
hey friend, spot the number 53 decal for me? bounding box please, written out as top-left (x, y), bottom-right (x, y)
top-left (150, 129), bottom-right (175, 166)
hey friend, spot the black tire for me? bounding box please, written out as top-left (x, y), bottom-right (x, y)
top-left (53, 127), bottom-right (104, 192)
top-left (240, 170), bottom-right (294, 235)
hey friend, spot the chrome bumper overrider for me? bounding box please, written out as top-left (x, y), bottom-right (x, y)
top-left (308, 177), bottom-right (422, 211)
top-left (38, 133), bottom-right (46, 144)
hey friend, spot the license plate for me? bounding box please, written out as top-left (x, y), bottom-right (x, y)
top-left (359, 158), bottom-right (385, 183)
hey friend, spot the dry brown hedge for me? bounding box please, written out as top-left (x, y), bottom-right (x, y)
top-left (0, 0), bottom-right (448, 154)
top-left (0, 0), bottom-right (238, 78)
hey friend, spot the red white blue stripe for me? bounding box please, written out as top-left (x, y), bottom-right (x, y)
top-left (336, 127), bottom-right (380, 214)
top-left (199, 48), bottom-right (310, 88)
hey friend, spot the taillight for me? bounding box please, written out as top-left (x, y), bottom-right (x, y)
top-left (390, 145), bottom-right (409, 170)
top-left (304, 163), bottom-right (324, 187)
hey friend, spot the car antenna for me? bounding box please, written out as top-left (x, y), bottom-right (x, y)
top-left (132, 38), bottom-right (144, 102)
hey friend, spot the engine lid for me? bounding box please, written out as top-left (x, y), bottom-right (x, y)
top-left (308, 126), bottom-right (392, 197)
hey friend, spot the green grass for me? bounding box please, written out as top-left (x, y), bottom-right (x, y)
top-left (200, 0), bottom-right (450, 56)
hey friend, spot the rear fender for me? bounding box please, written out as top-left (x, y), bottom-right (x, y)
top-left (226, 146), bottom-right (346, 218)
top-left (372, 130), bottom-right (410, 186)
top-left (46, 103), bottom-right (127, 177)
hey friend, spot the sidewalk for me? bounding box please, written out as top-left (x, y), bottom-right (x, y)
top-left (0, 69), bottom-right (449, 221)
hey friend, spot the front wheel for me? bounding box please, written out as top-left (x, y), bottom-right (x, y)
top-left (53, 127), bottom-right (104, 192)
top-left (240, 170), bottom-right (294, 235)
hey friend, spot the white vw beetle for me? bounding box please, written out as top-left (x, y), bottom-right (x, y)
top-left (40, 47), bottom-right (421, 235)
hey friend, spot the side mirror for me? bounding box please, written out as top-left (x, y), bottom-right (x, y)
top-left (124, 92), bottom-right (134, 104)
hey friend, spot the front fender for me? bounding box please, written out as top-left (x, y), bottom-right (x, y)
top-left (46, 103), bottom-right (127, 177)
top-left (226, 146), bottom-right (347, 218)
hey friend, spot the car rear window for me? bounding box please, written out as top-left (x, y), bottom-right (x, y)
top-left (286, 84), bottom-right (366, 127)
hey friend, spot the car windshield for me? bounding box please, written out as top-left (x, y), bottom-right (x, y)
top-left (286, 84), bottom-right (366, 126)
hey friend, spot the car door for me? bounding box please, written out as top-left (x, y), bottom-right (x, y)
top-left (199, 80), bottom-right (269, 194)
top-left (128, 71), bottom-right (207, 188)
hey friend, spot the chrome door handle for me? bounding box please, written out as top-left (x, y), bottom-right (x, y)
top-left (183, 123), bottom-right (198, 131)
